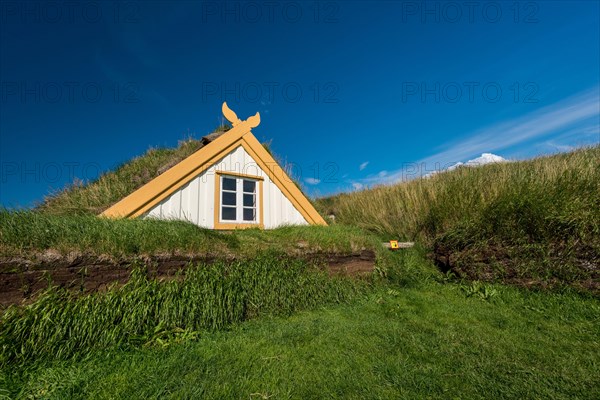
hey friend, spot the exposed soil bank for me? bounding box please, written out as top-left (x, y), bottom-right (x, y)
top-left (433, 242), bottom-right (599, 295)
top-left (0, 250), bottom-right (376, 306)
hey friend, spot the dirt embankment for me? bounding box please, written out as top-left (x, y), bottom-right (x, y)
top-left (0, 250), bottom-right (376, 306)
top-left (433, 242), bottom-right (600, 295)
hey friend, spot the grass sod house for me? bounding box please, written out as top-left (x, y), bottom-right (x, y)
top-left (101, 103), bottom-right (327, 229)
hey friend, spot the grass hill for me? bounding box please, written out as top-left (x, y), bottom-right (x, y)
top-left (316, 146), bottom-right (600, 293)
top-left (1, 144), bottom-right (598, 399)
top-left (38, 125), bottom-right (232, 215)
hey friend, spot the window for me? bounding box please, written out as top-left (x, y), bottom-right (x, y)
top-left (218, 174), bottom-right (260, 224)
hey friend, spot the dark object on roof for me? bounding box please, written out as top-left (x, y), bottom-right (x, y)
top-left (156, 131), bottom-right (226, 176)
top-left (201, 130), bottom-right (226, 145)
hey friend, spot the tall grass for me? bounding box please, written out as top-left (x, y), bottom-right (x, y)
top-left (317, 146), bottom-right (600, 289)
top-left (322, 146), bottom-right (599, 241)
top-left (0, 254), bottom-right (367, 366)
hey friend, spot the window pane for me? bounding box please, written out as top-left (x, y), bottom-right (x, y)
top-left (222, 177), bottom-right (236, 191)
top-left (243, 180), bottom-right (256, 193)
top-left (243, 207), bottom-right (256, 222)
top-left (243, 194), bottom-right (255, 207)
top-left (221, 206), bottom-right (236, 221)
top-left (222, 191), bottom-right (236, 206)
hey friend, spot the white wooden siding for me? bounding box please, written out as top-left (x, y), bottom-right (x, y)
top-left (143, 145), bottom-right (308, 228)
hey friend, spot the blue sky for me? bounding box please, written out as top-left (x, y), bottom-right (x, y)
top-left (1, 0), bottom-right (599, 207)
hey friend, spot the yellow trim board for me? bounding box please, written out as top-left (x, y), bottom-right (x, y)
top-left (213, 223), bottom-right (264, 230)
top-left (102, 118), bottom-right (252, 218)
top-left (214, 171), bottom-right (264, 230)
top-left (239, 134), bottom-right (326, 225)
top-left (215, 170), bottom-right (264, 181)
top-left (101, 102), bottom-right (326, 227)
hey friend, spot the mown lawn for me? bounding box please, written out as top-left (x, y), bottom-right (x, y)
top-left (5, 274), bottom-right (598, 399)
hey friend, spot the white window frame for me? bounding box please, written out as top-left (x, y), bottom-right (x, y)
top-left (218, 174), bottom-right (260, 224)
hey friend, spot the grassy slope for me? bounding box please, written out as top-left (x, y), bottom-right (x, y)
top-left (4, 252), bottom-right (599, 399)
top-left (37, 123), bottom-right (230, 215)
top-left (0, 211), bottom-right (381, 261)
top-left (316, 146), bottom-right (600, 291)
top-left (38, 138), bottom-right (208, 215)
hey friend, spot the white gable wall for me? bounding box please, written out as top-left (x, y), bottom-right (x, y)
top-left (143, 145), bottom-right (308, 229)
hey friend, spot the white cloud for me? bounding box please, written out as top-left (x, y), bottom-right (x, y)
top-left (359, 161), bottom-right (369, 171)
top-left (543, 141), bottom-right (575, 152)
top-left (464, 153), bottom-right (507, 167)
top-left (359, 87), bottom-right (600, 186)
top-left (540, 123), bottom-right (599, 152)
top-left (352, 182), bottom-right (364, 190)
top-left (304, 177), bottom-right (321, 185)
top-left (420, 88), bottom-right (599, 166)
top-left (425, 153), bottom-right (507, 177)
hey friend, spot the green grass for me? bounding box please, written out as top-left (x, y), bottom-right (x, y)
top-left (2, 146), bottom-right (598, 398)
top-left (38, 137), bottom-right (211, 215)
top-left (0, 254), bottom-right (368, 367)
top-left (36, 122), bottom-right (312, 216)
top-left (316, 146), bottom-right (600, 292)
top-left (3, 252), bottom-right (598, 399)
top-left (0, 210), bottom-right (382, 261)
